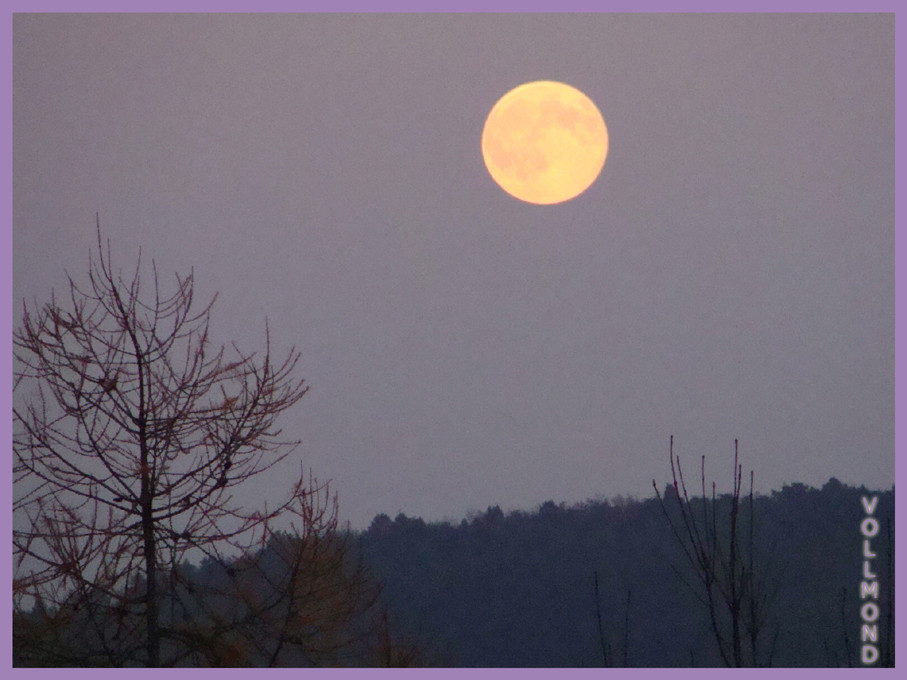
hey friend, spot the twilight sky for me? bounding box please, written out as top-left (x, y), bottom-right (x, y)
top-left (13, 13), bottom-right (894, 529)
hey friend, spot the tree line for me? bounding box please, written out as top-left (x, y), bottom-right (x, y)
top-left (359, 477), bottom-right (893, 667)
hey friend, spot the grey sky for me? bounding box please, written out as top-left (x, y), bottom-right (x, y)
top-left (13, 14), bottom-right (893, 529)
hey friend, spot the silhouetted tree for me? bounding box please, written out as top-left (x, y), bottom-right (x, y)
top-left (591, 572), bottom-right (632, 667)
top-left (653, 436), bottom-right (779, 667)
top-left (159, 479), bottom-right (410, 667)
top-left (12, 221), bottom-right (368, 666)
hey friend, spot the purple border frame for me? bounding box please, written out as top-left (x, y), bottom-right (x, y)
top-left (3, 1), bottom-right (901, 676)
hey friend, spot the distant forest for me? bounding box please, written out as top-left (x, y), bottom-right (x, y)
top-left (358, 478), bottom-right (894, 667)
top-left (16, 477), bottom-right (893, 667)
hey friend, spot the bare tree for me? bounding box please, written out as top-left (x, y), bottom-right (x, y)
top-left (592, 570), bottom-right (609, 666)
top-left (591, 571), bottom-right (631, 667)
top-left (159, 476), bottom-right (396, 667)
top-left (653, 436), bottom-right (779, 667)
top-left (12, 221), bottom-right (344, 666)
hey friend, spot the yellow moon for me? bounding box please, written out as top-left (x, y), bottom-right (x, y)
top-left (481, 81), bottom-right (609, 205)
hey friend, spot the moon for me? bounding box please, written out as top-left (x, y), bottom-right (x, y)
top-left (481, 81), bottom-right (609, 205)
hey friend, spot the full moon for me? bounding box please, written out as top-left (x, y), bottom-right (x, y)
top-left (481, 81), bottom-right (609, 205)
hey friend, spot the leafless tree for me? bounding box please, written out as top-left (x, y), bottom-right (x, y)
top-left (653, 436), bottom-right (779, 667)
top-left (12, 221), bottom-right (362, 666)
top-left (159, 476), bottom-right (403, 667)
top-left (592, 570), bottom-right (609, 666)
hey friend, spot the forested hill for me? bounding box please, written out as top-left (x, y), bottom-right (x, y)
top-left (358, 479), bottom-right (894, 667)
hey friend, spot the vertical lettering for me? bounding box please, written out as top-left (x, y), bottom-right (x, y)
top-left (861, 601), bottom-right (879, 623)
top-left (861, 517), bottom-right (879, 538)
top-left (862, 645), bottom-right (879, 665)
top-left (861, 496), bottom-right (878, 515)
top-left (860, 495), bottom-right (880, 666)
top-left (862, 561), bottom-right (878, 580)
top-left (860, 580), bottom-right (879, 600)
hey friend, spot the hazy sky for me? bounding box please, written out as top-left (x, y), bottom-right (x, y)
top-left (12, 13), bottom-right (894, 529)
